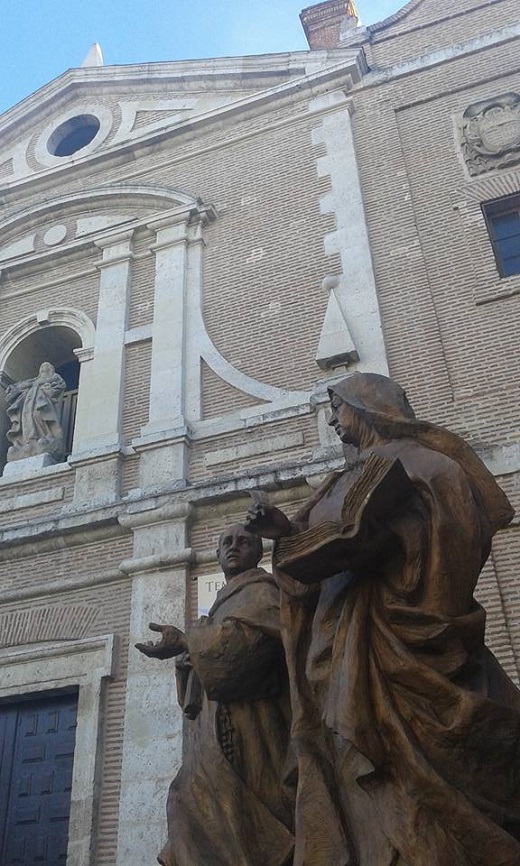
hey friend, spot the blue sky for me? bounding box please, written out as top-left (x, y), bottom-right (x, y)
top-left (0, 0), bottom-right (403, 115)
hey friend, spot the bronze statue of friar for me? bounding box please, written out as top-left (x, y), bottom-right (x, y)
top-left (137, 524), bottom-right (295, 866)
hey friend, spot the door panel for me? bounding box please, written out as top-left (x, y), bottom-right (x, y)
top-left (0, 692), bottom-right (78, 866)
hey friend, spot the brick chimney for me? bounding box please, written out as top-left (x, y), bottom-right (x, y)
top-left (300, 1), bottom-right (359, 50)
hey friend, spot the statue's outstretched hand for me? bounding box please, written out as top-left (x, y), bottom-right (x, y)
top-left (245, 494), bottom-right (293, 540)
top-left (135, 622), bottom-right (188, 660)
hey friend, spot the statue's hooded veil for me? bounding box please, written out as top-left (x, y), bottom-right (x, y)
top-left (328, 372), bottom-right (514, 535)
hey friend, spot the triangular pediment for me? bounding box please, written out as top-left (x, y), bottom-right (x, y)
top-left (0, 49), bottom-right (364, 187)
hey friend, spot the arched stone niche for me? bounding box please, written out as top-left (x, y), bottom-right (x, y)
top-left (0, 309), bottom-right (95, 472)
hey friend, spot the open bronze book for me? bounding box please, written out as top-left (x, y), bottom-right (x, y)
top-left (273, 453), bottom-right (414, 583)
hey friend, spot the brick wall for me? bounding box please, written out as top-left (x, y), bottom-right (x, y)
top-left (0, 94), bottom-right (342, 436)
top-left (369, 0), bottom-right (519, 67)
top-left (121, 341), bottom-right (152, 444)
top-left (127, 229), bottom-right (155, 330)
top-left (352, 4), bottom-right (520, 677)
top-left (0, 252), bottom-right (99, 334)
top-left (352, 37), bottom-right (520, 425)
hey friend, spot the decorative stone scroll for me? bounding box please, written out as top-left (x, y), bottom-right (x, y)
top-left (461, 92), bottom-right (520, 176)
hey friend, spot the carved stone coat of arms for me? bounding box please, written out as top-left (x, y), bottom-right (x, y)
top-left (461, 93), bottom-right (520, 176)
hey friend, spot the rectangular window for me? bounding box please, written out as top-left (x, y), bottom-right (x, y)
top-left (482, 193), bottom-right (520, 278)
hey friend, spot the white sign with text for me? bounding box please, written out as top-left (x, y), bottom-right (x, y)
top-left (197, 572), bottom-right (226, 617)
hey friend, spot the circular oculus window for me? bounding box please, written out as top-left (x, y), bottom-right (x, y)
top-left (47, 114), bottom-right (101, 157)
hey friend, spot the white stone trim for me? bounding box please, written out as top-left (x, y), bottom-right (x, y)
top-left (0, 54), bottom-right (366, 194)
top-left (0, 50), bottom-right (360, 135)
top-left (0, 186), bottom-right (198, 244)
top-left (0, 459), bottom-right (71, 488)
top-left (311, 90), bottom-right (389, 376)
top-left (115, 504), bottom-right (190, 866)
top-left (0, 307), bottom-right (96, 373)
top-left (141, 218), bottom-right (189, 436)
top-left (199, 333), bottom-right (311, 405)
top-left (205, 431), bottom-right (304, 468)
top-left (481, 443), bottom-right (520, 478)
top-left (33, 105), bottom-right (113, 169)
top-left (0, 634), bottom-right (117, 866)
top-left (0, 485), bottom-right (64, 513)
top-left (124, 324), bottom-right (153, 346)
top-left (315, 276), bottom-right (359, 370)
top-left (182, 213), bottom-right (311, 425)
top-left (0, 235), bottom-right (35, 263)
top-left (113, 98), bottom-right (198, 145)
top-left (72, 233), bottom-right (134, 456)
top-left (191, 396), bottom-right (314, 440)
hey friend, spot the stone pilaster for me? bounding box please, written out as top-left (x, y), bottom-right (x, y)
top-left (115, 501), bottom-right (192, 866)
top-left (71, 231), bottom-right (134, 503)
top-left (135, 207), bottom-right (216, 490)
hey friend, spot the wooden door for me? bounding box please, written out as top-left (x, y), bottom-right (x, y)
top-left (0, 691), bottom-right (78, 865)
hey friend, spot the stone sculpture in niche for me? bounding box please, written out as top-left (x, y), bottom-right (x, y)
top-left (5, 362), bottom-right (66, 463)
top-left (136, 524), bottom-right (294, 866)
top-left (461, 92), bottom-right (520, 175)
top-left (246, 372), bottom-right (520, 866)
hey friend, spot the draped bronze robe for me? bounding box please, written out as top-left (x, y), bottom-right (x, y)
top-left (159, 567), bottom-right (294, 866)
top-left (277, 437), bottom-right (520, 866)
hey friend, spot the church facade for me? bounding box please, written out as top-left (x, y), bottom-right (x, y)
top-left (0, 0), bottom-right (518, 862)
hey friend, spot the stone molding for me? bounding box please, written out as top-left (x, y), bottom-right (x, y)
top-left (204, 431), bottom-right (305, 468)
top-left (364, 22), bottom-right (520, 89)
top-left (0, 485), bottom-right (64, 514)
top-left (0, 514), bottom-right (124, 558)
top-left (310, 90), bottom-right (389, 378)
top-left (1, 568), bottom-right (125, 605)
top-left (192, 398), bottom-right (314, 439)
top-left (0, 457), bottom-right (71, 488)
top-left (119, 549), bottom-right (193, 575)
top-left (0, 307), bottom-right (95, 373)
top-left (0, 186), bottom-right (202, 272)
top-left (33, 105), bottom-right (113, 170)
top-left (119, 500), bottom-right (192, 526)
top-left (0, 634), bottom-right (117, 866)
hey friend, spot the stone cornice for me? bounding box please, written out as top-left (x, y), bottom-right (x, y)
top-left (119, 549), bottom-right (193, 575)
top-left (0, 511), bottom-right (126, 556)
top-left (0, 199), bottom-right (216, 275)
top-left (0, 49), bottom-right (362, 130)
top-left (362, 21), bottom-right (520, 90)
top-left (0, 438), bottom-right (517, 555)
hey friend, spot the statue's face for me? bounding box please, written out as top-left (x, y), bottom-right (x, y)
top-left (328, 395), bottom-right (362, 447)
top-left (217, 525), bottom-right (261, 577)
